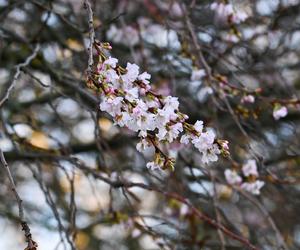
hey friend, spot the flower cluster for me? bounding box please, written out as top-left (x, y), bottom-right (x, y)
top-left (210, 2), bottom-right (248, 24)
top-left (211, 2), bottom-right (248, 43)
top-left (224, 159), bottom-right (265, 195)
top-left (89, 42), bottom-right (229, 170)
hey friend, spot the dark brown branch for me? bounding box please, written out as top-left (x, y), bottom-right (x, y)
top-left (84, 0), bottom-right (95, 73)
top-left (0, 150), bottom-right (38, 250)
top-left (0, 44), bottom-right (40, 108)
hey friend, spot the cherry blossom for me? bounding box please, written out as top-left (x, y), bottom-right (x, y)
top-left (201, 144), bottom-right (220, 163)
top-left (224, 169), bottom-right (242, 185)
top-left (121, 63), bottom-right (140, 89)
top-left (241, 180), bottom-right (265, 195)
top-left (273, 106), bottom-right (288, 120)
top-left (242, 159), bottom-right (258, 177)
top-left (180, 204), bottom-right (189, 216)
top-left (210, 2), bottom-right (248, 24)
top-left (94, 43), bottom-right (227, 170)
top-left (104, 69), bottom-right (120, 86)
top-left (146, 161), bottom-right (161, 171)
top-left (157, 122), bottom-right (183, 143)
top-left (224, 33), bottom-right (240, 43)
top-left (104, 56), bottom-right (118, 68)
top-left (241, 95), bottom-right (255, 103)
top-left (136, 138), bottom-right (153, 152)
top-left (138, 72), bottom-right (151, 84)
top-left (224, 159), bottom-right (265, 195)
top-left (125, 87), bottom-right (139, 102)
top-left (192, 130), bottom-right (216, 152)
top-left (232, 11), bottom-right (248, 24)
top-left (211, 2), bottom-right (234, 17)
top-left (180, 120), bottom-right (203, 145)
top-left (99, 96), bottom-right (123, 116)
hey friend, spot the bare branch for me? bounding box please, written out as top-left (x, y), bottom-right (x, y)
top-left (84, 0), bottom-right (95, 74)
top-left (0, 44), bottom-right (40, 108)
top-left (0, 150), bottom-right (38, 250)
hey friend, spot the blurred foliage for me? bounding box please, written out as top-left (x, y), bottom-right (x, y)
top-left (1, 0), bottom-right (300, 250)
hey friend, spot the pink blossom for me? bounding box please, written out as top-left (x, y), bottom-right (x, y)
top-left (125, 87), bottom-right (139, 102)
top-left (192, 130), bottom-right (216, 152)
top-left (157, 122), bottom-right (183, 143)
top-left (241, 180), bottom-right (265, 195)
top-left (273, 106), bottom-right (288, 120)
top-left (126, 63), bottom-right (139, 79)
top-left (136, 138), bottom-right (153, 152)
top-left (180, 204), bottom-right (189, 216)
top-left (241, 95), bottom-right (255, 103)
top-left (146, 161), bottom-right (160, 171)
top-left (224, 34), bottom-right (240, 43)
top-left (104, 56), bottom-right (118, 68)
top-left (211, 3), bottom-right (248, 24)
top-left (225, 169), bottom-right (242, 185)
top-left (180, 134), bottom-right (190, 145)
top-left (232, 11), bottom-right (248, 23)
top-left (242, 159), bottom-right (258, 177)
top-left (96, 46), bottom-right (223, 167)
top-left (122, 63), bottom-right (140, 87)
top-left (99, 96), bottom-right (123, 116)
top-left (201, 144), bottom-right (220, 163)
top-left (104, 69), bottom-right (120, 86)
top-left (194, 120), bottom-right (204, 133)
top-left (138, 72), bottom-right (151, 84)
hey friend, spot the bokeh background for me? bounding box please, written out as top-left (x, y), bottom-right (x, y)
top-left (1, 0), bottom-right (300, 249)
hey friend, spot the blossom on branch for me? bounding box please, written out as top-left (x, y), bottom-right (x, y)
top-left (210, 2), bottom-right (248, 24)
top-left (224, 159), bottom-right (265, 195)
top-left (241, 180), bottom-right (265, 195)
top-left (225, 169), bottom-right (242, 185)
top-left (242, 159), bottom-right (258, 177)
top-left (89, 42), bottom-right (229, 170)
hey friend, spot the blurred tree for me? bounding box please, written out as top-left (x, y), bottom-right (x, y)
top-left (1, 0), bottom-right (300, 249)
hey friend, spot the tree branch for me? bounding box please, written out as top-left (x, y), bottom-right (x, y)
top-left (0, 150), bottom-right (38, 250)
top-left (0, 44), bottom-right (40, 108)
top-left (84, 0), bottom-right (95, 74)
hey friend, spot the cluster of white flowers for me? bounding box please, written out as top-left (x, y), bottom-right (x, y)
top-left (224, 159), bottom-right (265, 195)
top-left (241, 94), bottom-right (255, 103)
top-left (95, 48), bottom-right (225, 170)
top-left (273, 105), bottom-right (288, 120)
top-left (180, 121), bottom-right (221, 163)
top-left (210, 2), bottom-right (248, 24)
top-left (211, 2), bottom-right (248, 43)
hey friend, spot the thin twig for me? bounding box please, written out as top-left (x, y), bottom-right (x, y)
top-left (0, 150), bottom-right (38, 250)
top-left (210, 170), bottom-right (226, 250)
top-left (72, 159), bottom-right (259, 250)
top-left (84, 0), bottom-right (95, 73)
top-left (237, 188), bottom-right (288, 250)
top-left (0, 44), bottom-right (40, 108)
top-left (0, 150), bottom-right (24, 220)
